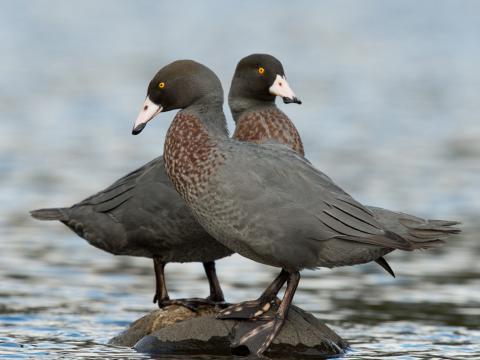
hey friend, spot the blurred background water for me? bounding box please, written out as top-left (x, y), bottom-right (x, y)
top-left (0, 0), bottom-right (479, 358)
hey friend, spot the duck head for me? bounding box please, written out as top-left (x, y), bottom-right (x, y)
top-left (132, 60), bottom-right (223, 135)
top-left (229, 53), bottom-right (301, 105)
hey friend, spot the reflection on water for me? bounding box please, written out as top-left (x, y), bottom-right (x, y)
top-left (1, 1), bottom-right (479, 359)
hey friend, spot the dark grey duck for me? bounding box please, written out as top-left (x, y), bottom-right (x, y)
top-left (29, 56), bottom-right (303, 310)
top-left (132, 59), bottom-right (460, 357)
top-left (30, 63), bottom-right (236, 309)
top-left (230, 54), bottom-right (461, 280)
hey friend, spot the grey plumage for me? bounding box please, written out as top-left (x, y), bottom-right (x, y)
top-left (31, 62), bottom-right (233, 309)
top-left (368, 206), bottom-right (460, 244)
top-left (228, 54), bottom-right (460, 276)
top-left (133, 58), bottom-right (461, 357)
top-left (31, 208), bottom-right (68, 221)
top-left (31, 156), bottom-right (233, 262)
top-left (186, 142), bottom-right (441, 271)
top-left (31, 60), bottom-right (235, 308)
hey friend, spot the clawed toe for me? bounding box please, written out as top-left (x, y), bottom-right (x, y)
top-left (217, 298), bottom-right (277, 320)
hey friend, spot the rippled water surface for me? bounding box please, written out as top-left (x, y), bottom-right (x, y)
top-left (1, 1), bottom-right (479, 359)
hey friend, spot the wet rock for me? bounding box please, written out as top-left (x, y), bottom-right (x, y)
top-left (110, 304), bottom-right (348, 358)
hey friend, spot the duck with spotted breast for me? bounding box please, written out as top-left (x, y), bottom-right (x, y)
top-left (133, 59), bottom-right (460, 357)
top-left (28, 56), bottom-right (304, 311)
top-left (221, 53), bottom-right (461, 320)
top-left (30, 63), bottom-right (235, 311)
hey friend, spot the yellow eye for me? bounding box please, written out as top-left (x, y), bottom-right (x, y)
top-left (258, 67), bottom-right (265, 75)
top-left (158, 82), bottom-right (165, 89)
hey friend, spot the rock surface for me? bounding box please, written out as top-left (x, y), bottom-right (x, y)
top-left (109, 304), bottom-right (348, 358)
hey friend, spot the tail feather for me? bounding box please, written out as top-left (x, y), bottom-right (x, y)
top-left (407, 238), bottom-right (446, 249)
top-left (423, 219), bottom-right (461, 227)
top-left (368, 206), bottom-right (461, 250)
top-left (30, 208), bottom-right (69, 221)
top-left (375, 257), bottom-right (395, 278)
top-left (400, 218), bottom-right (461, 240)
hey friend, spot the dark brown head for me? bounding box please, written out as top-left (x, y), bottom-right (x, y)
top-left (229, 54), bottom-right (301, 105)
top-left (132, 60), bottom-right (223, 135)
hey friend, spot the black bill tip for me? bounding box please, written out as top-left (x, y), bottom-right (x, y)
top-left (283, 97), bottom-right (302, 105)
top-left (132, 123), bottom-right (146, 135)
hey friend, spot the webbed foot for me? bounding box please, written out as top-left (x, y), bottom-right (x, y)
top-left (231, 315), bottom-right (284, 357)
top-left (158, 297), bottom-right (228, 312)
top-left (217, 297), bottom-right (280, 320)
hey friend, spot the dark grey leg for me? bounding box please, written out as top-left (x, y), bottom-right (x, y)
top-left (153, 258), bottom-right (227, 311)
top-left (152, 258), bottom-right (169, 304)
top-left (203, 261), bottom-right (225, 302)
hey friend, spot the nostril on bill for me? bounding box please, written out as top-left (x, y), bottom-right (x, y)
top-left (144, 105), bottom-right (148, 111)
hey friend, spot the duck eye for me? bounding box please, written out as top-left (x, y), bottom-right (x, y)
top-left (158, 82), bottom-right (166, 89)
top-left (258, 67), bottom-right (265, 75)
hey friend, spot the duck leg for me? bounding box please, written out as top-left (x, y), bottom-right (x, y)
top-left (231, 271), bottom-right (300, 357)
top-left (217, 269), bottom-right (289, 320)
top-left (152, 258), bottom-right (169, 304)
top-left (153, 258), bottom-right (227, 311)
top-left (203, 261), bottom-right (225, 302)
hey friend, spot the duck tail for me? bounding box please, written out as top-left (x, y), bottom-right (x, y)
top-left (405, 219), bottom-right (461, 238)
top-left (400, 218), bottom-right (461, 249)
top-left (30, 208), bottom-right (69, 221)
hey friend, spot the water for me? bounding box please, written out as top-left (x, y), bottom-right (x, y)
top-left (1, 1), bottom-right (479, 358)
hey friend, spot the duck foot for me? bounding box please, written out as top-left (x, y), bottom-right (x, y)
top-left (217, 297), bottom-right (280, 320)
top-left (232, 316), bottom-right (284, 357)
top-left (158, 298), bottom-right (229, 312)
top-left (231, 271), bottom-right (300, 357)
top-left (217, 269), bottom-right (289, 320)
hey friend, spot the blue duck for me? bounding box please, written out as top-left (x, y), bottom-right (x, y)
top-left (30, 61), bottom-right (235, 310)
top-left (132, 59), bottom-right (460, 356)
top-left (227, 54), bottom-right (460, 315)
top-left (29, 56), bottom-right (303, 310)
top-left (29, 55), bottom-right (305, 310)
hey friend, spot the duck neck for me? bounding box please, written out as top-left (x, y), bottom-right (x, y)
top-left (188, 96), bottom-right (229, 138)
top-left (229, 95), bottom-right (276, 124)
top-left (230, 97), bottom-right (305, 157)
top-left (164, 101), bottom-right (227, 203)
